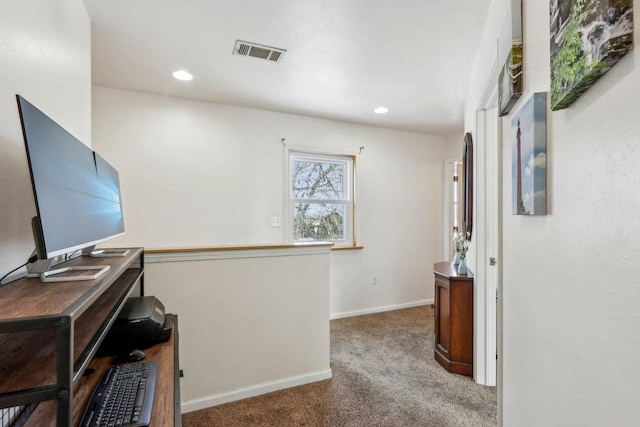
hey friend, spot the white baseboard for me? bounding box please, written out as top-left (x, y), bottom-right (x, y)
top-left (181, 369), bottom-right (333, 414)
top-left (330, 299), bottom-right (433, 320)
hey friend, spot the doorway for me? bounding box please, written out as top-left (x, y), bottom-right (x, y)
top-left (474, 67), bottom-right (501, 389)
top-left (475, 107), bottom-right (500, 387)
top-left (444, 158), bottom-right (464, 259)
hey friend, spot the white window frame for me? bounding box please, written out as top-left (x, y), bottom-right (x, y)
top-left (286, 150), bottom-right (355, 247)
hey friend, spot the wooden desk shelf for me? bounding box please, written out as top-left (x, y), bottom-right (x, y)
top-left (0, 248), bottom-right (180, 426)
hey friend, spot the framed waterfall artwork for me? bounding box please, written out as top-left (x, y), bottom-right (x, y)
top-left (550, 0), bottom-right (634, 111)
top-left (512, 93), bottom-right (547, 215)
top-left (498, 0), bottom-right (523, 116)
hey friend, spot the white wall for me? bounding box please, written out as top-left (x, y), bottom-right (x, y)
top-left (444, 131), bottom-right (464, 159)
top-left (91, 86), bottom-right (446, 316)
top-left (144, 246), bottom-right (331, 412)
top-left (0, 0), bottom-right (91, 280)
top-left (467, 0), bottom-right (640, 425)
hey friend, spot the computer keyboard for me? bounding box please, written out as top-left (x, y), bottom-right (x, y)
top-left (80, 361), bottom-right (157, 427)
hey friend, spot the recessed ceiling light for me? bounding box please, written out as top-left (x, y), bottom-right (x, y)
top-left (374, 106), bottom-right (389, 114)
top-left (172, 70), bottom-right (193, 81)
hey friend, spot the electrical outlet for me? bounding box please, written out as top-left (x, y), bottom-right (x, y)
top-left (372, 275), bottom-right (377, 285)
top-left (270, 216), bottom-right (281, 227)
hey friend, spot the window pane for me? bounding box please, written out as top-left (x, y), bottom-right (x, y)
top-left (291, 160), bottom-right (344, 200)
top-left (294, 203), bottom-right (345, 241)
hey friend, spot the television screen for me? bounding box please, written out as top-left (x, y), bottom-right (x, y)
top-left (17, 95), bottom-right (125, 259)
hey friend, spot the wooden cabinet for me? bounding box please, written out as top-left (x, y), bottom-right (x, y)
top-left (0, 248), bottom-right (180, 426)
top-left (433, 262), bottom-right (473, 376)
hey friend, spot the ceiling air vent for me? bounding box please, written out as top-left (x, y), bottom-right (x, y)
top-left (233, 40), bottom-right (286, 63)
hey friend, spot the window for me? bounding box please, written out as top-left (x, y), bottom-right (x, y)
top-left (289, 152), bottom-right (354, 246)
top-left (448, 159), bottom-right (464, 258)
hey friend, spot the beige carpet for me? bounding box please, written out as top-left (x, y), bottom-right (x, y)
top-left (182, 306), bottom-right (497, 426)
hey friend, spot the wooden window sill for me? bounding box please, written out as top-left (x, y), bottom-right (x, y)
top-left (331, 245), bottom-right (364, 251)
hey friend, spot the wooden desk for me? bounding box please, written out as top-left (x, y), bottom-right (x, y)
top-left (24, 316), bottom-right (179, 426)
top-left (0, 249), bottom-right (181, 426)
top-left (433, 262), bottom-right (473, 376)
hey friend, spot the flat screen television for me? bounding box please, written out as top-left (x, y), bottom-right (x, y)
top-left (17, 95), bottom-right (127, 280)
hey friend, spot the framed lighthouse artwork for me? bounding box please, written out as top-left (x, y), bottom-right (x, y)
top-left (512, 92), bottom-right (547, 215)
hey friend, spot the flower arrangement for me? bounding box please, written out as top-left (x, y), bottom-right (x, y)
top-left (453, 231), bottom-right (470, 260)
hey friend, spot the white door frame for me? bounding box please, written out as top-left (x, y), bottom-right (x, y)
top-left (473, 61), bottom-right (501, 388)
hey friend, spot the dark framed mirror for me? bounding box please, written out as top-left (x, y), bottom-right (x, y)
top-left (462, 132), bottom-right (473, 239)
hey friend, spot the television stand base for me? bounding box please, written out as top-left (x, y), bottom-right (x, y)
top-left (31, 265), bottom-right (111, 282)
top-left (89, 249), bottom-right (130, 258)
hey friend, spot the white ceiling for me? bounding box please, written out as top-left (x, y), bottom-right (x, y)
top-left (84, 0), bottom-right (491, 136)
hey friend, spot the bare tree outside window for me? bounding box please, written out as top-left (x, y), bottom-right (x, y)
top-left (290, 154), bottom-right (353, 243)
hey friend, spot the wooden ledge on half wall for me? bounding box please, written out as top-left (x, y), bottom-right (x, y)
top-left (144, 242), bottom-right (363, 255)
